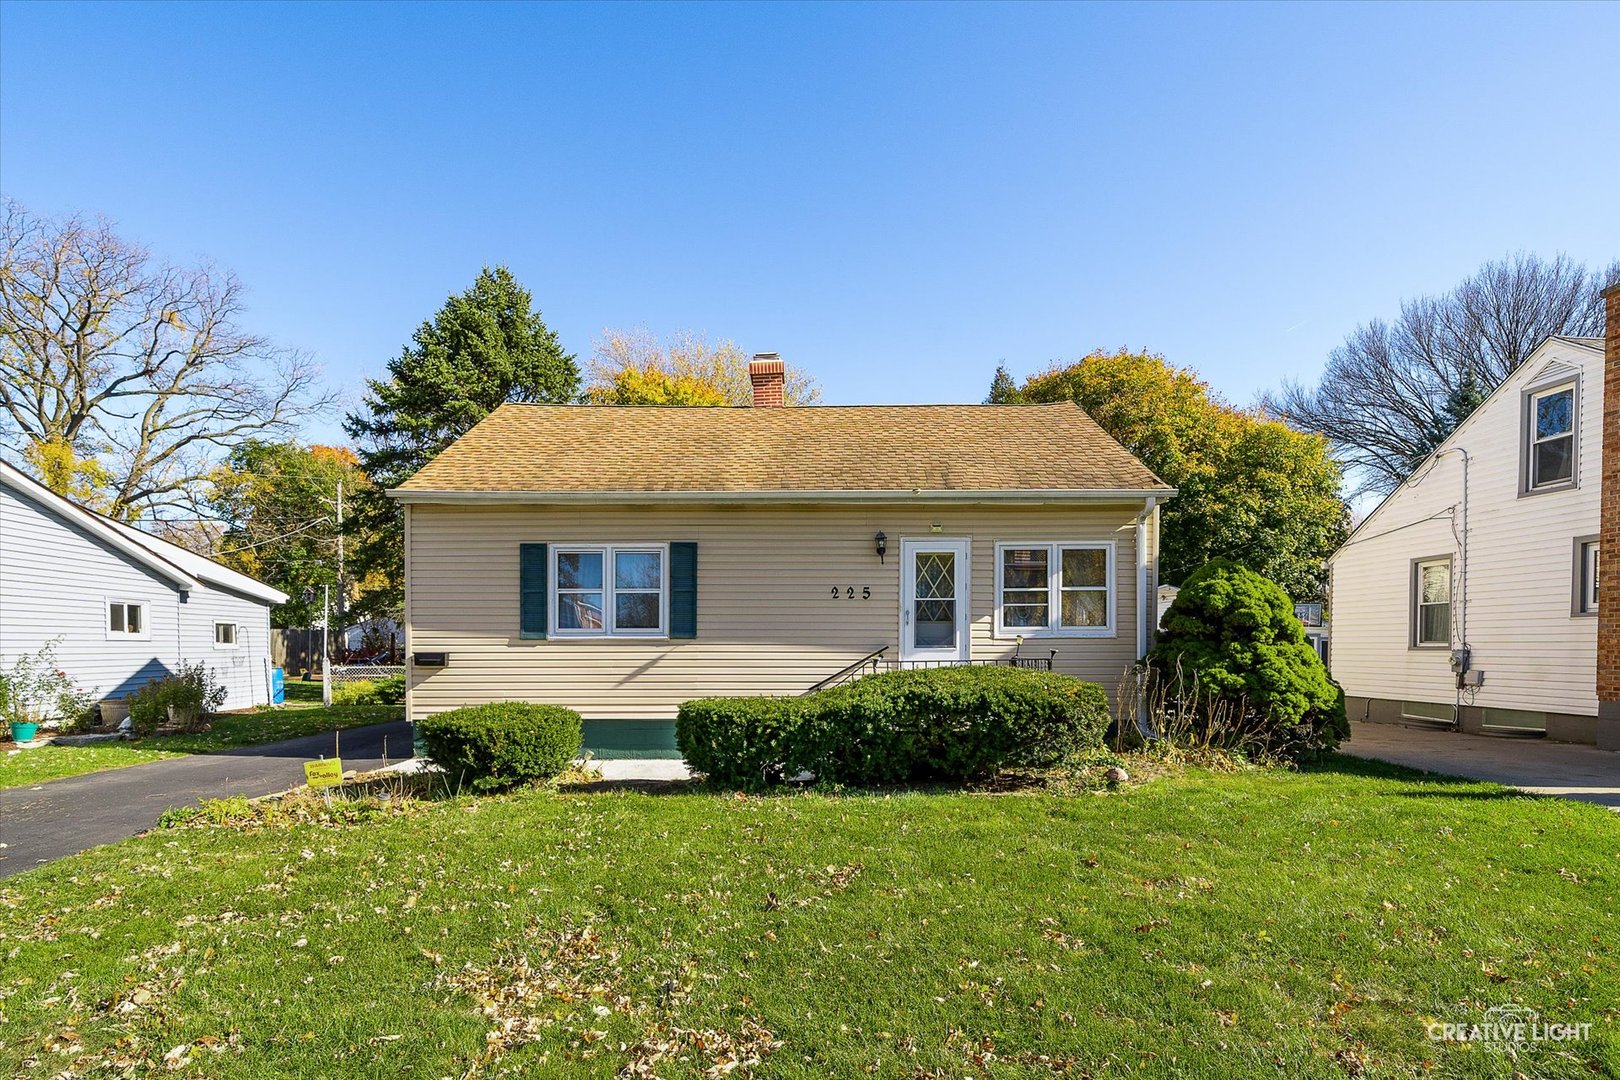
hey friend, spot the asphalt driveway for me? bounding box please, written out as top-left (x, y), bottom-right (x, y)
top-left (0, 720), bottom-right (412, 878)
top-left (1341, 721), bottom-right (1620, 809)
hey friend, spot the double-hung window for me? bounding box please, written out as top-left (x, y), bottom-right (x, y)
top-left (1411, 556), bottom-right (1451, 647)
top-left (1524, 382), bottom-right (1576, 492)
top-left (995, 542), bottom-right (1113, 637)
top-left (107, 600), bottom-right (146, 639)
top-left (552, 545), bottom-right (668, 637)
top-left (1575, 538), bottom-right (1599, 615)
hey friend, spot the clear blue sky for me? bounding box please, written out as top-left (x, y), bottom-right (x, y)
top-left (3, 1), bottom-right (1616, 445)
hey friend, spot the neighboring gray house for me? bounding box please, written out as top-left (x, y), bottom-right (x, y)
top-left (0, 460), bottom-right (287, 715)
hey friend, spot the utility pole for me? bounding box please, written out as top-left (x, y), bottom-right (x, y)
top-left (335, 479), bottom-right (346, 643)
top-left (321, 583), bottom-right (331, 707)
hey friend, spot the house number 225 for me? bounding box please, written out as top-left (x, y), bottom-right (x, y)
top-left (831, 586), bottom-right (872, 600)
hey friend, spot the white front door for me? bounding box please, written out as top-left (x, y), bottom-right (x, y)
top-left (900, 538), bottom-right (971, 662)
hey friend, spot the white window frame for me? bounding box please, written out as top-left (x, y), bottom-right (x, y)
top-left (993, 541), bottom-right (1115, 639)
top-left (1574, 538), bottom-right (1599, 616)
top-left (1522, 380), bottom-right (1577, 494)
top-left (213, 621), bottom-right (240, 649)
top-left (549, 543), bottom-right (670, 639)
top-left (105, 598), bottom-right (150, 641)
top-left (1411, 556), bottom-right (1452, 648)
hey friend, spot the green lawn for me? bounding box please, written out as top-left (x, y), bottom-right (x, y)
top-left (0, 692), bottom-right (399, 790)
top-left (0, 740), bottom-right (183, 787)
top-left (1, 757), bottom-right (1615, 1078)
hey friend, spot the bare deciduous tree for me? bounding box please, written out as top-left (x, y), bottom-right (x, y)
top-left (1268, 253), bottom-right (1618, 496)
top-left (0, 200), bottom-right (332, 520)
top-left (587, 328), bottom-right (822, 406)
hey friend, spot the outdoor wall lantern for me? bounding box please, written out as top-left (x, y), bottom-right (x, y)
top-left (874, 531), bottom-right (887, 564)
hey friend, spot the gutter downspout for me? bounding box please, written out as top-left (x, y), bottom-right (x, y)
top-left (1451, 448), bottom-right (1470, 729)
top-left (1134, 497), bottom-right (1158, 737)
top-left (1135, 496), bottom-right (1157, 660)
top-left (1419, 447), bottom-right (1470, 729)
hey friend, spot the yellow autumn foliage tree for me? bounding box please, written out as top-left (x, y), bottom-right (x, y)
top-left (585, 329), bottom-right (820, 406)
top-left (1008, 349), bottom-right (1347, 600)
top-left (22, 438), bottom-right (114, 511)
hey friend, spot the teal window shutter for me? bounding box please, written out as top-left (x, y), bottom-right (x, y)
top-left (520, 543), bottom-right (548, 639)
top-left (670, 542), bottom-right (697, 639)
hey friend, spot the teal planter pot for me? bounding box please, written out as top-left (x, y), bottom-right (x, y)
top-left (10, 721), bottom-right (39, 743)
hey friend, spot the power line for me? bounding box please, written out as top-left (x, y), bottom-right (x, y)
top-left (211, 516), bottom-right (335, 555)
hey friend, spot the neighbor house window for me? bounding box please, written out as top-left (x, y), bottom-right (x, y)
top-left (214, 622), bottom-right (238, 647)
top-left (1411, 557), bottom-right (1451, 647)
top-left (552, 545), bottom-right (667, 637)
top-left (1401, 701), bottom-right (1454, 724)
top-left (1575, 538), bottom-right (1599, 615)
top-left (1524, 382), bottom-right (1576, 492)
top-left (107, 600), bottom-right (146, 638)
top-left (994, 542), bottom-right (1113, 637)
top-left (1482, 707), bottom-right (1548, 734)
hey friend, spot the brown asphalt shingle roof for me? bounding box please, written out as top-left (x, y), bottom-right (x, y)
top-left (394, 402), bottom-right (1169, 495)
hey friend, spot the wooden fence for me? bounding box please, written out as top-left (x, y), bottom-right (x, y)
top-left (271, 627), bottom-right (402, 674)
top-left (271, 628), bottom-right (324, 675)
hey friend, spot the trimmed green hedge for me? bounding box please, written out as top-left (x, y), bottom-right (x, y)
top-left (418, 702), bottom-right (582, 791)
top-left (678, 665), bottom-right (1110, 788)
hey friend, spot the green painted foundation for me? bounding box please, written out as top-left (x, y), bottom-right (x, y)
top-left (409, 718), bottom-right (683, 761)
top-left (580, 719), bottom-right (682, 760)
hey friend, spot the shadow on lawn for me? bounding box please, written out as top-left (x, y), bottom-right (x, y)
top-left (557, 777), bottom-right (697, 795)
top-left (182, 717), bottom-right (406, 757)
top-left (1305, 752), bottom-right (1543, 801)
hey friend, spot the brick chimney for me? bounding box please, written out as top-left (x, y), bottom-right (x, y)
top-left (749, 353), bottom-right (786, 407)
top-left (1599, 283), bottom-right (1620, 749)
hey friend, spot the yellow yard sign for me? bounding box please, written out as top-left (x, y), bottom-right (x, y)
top-left (304, 758), bottom-right (344, 789)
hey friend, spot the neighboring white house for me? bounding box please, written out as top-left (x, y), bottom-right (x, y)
top-left (1326, 335), bottom-right (1606, 745)
top-left (0, 460), bottom-right (288, 715)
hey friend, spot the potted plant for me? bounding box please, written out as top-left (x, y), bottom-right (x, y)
top-left (127, 662), bottom-right (226, 736)
top-left (98, 697), bottom-right (131, 728)
top-left (1, 640), bottom-right (93, 744)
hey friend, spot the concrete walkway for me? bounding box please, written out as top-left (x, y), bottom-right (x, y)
top-left (0, 720), bottom-right (413, 878)
top-left (588, 758), bottom-right (692, 783)
top-left (1341, 721), bottom-right (1620, 809)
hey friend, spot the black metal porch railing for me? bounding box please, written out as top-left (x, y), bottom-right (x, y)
top-left (803, 647), bottom-right (889, 694)
top-left (803, 646), bottom-right (1057, 695)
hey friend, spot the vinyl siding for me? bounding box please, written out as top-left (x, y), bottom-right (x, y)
top-left (0, 484), bottom-right (274, 713)
top-left (406, 502), bottom-right (1147, 722)
top-left (1327, 339), bottom-right (1602, 718)
top-left (175, 584), bottom-right (276, 711)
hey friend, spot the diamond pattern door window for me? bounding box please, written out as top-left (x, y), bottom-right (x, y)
top-left (914, 551), bottom-right (957, 649)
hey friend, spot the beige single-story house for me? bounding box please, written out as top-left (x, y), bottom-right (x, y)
top-left (392, 356), bottom-right (1174, 757)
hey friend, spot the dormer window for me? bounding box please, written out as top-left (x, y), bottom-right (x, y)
top-left (1523, 382), bottom-right (1576, 493)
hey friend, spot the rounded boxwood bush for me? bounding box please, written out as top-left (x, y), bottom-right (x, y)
top-left (677, 664), bottom-right (1110, 788)
top-left (1148, 557), bottom-right (1347, 761)
top-left (674, 695), bottom-right (806, 788)
top-left (418, 702), bottom-right (582, 791)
